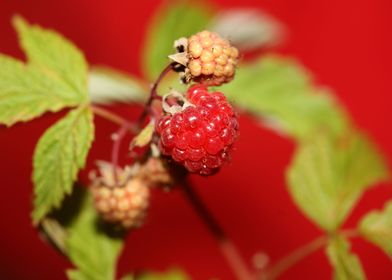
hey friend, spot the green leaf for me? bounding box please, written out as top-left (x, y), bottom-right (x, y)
top-left (286, 131), bottom-right (389, 231)
top-left (33, 106), bottom-right (94, 223)
top-left (0, 16), bottom-right (90, 126)
top-left (130, 122), bottom-right (154, 149)
top-left (13, 15), bottom-right (88, 99)
top-left (0, 55), bottom-right (81, 126)
top-left (143, 1), bottom-right (212, 80)
top-left (67, 270), bottom-right (91, 280)
top-left (137, 269), bottom-right (190, 280)
top-left (41, 218), bottom-right (68, 254)
top-left (220, 55), bottom-right (349, 140)
top-left (359, 201), bottom-right (392, 257)
top-left (89, 67), bottom-right (147, 104)
top-left (326, 236), bottom-right (366, 280)
top-left (65, 193), bottom-right (123, 280)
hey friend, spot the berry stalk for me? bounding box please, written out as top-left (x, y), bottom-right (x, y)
top-left (137, 63), bottom-right (174, 128)
top-left (111, 124), bottom-right (130, 185)
top-left (181, 178), bottom-right (256, 280)
top-left (260, 236), bottom-right (327, 280)
top-left (260, 229), bottom-right (359, 280)
top-left (91, 105), bottom-right (138, 133)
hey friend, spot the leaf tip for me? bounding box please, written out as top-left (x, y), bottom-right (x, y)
top-left (31, 210), bottom-right (43, 226)
top-left (12, 14), bottom-right (28, 33)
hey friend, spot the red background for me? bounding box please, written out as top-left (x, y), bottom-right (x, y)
top-left (0, 0), bottom-right (391, 279)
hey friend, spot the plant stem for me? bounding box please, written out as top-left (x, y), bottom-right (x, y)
top-left (181, 179), bottom-right (256, 280)
top-left (261, 235), bottom-right (328, 280)
top-left (340, 228), bottom-right (359, 239)
top-left (137, 63), bottom-right (174, 128)
top-left (111, 124), bottom-right (129, 185)
top-left (91, 105), bottom-right (137, 133)
top-left (259, 228), bottom-right (360, 280)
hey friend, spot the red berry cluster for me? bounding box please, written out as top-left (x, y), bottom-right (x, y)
top-left (156, 85), bottom-right (239, 175)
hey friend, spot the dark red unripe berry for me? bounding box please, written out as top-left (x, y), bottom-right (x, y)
top-left (156, 86), bottom-right (239, 175)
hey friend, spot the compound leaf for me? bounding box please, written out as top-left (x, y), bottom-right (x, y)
top-left (326, 236), bottom-right (366, 280)
top-left (33, 107), bottom-right (94, 223)
top-left (359, 201), bottom-right (392, 258)
top-left (221, 55), bottom-right (349, 140)
top-left (13, 15), bottom-right (88, 100)
top-left (287, 131), bottom-right (388, 231)
top-left (65, 193), bottom-right (123, 280)
top-left (0, 55), bottom-right (80, 126)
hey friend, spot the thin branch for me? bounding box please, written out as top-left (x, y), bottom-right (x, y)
top-left (111, 124), bottom-right (129, 185)
top-left (91, 105), bottom-right (138, 133)
top-left (181, 179), bottom-right (256, 280)
top-left (340, 228), bottom-right (359, 239)
top-left (261, 236), bottom-right (328, 280)
top-left (137, 63), bottom-right (174, 128)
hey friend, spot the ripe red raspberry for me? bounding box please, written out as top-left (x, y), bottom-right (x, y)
top-left (170, 30), bottom-right (239, 86)
top-left (156, 85), bottom-right (239, 176)
top-left (92, 178), bottom-right (150, 229)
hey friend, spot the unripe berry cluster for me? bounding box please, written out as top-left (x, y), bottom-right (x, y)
top-left (156, 85), bottom-right (239, 176)
top-left (187, 30), bottom-right (239, 86)
top-left (92, 178), bottom-right (150, 229)
top-left (138, 157), bottom-right (177, 189)
top-left (170, 30), bottom-right (239, 86)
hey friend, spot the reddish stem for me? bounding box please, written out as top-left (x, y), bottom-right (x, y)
top-left (261, 236), bottom-right (328, 280)
top-left (111, 124), bottom-right (130, 185)
top-left (92, 105), bottom-right (137, 133)
top-left (137, 63), bottom-right (174, 128)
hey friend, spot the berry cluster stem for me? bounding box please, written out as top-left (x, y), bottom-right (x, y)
top-left (261, 235), bottom-right (328, 280)
top-left (137, 63), bottom-right (174, 128)
top-left (182, 179), bottom-right (256, 280)
top-left (111, 123), bottom-right (130, 185)
top-left (260, 228), bottom-right (359, 280)
top-left (91, 105), bottom-right (137, 133)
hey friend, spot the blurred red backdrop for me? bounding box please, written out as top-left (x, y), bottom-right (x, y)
top-left (0, 0), bottom-right (391, 279)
